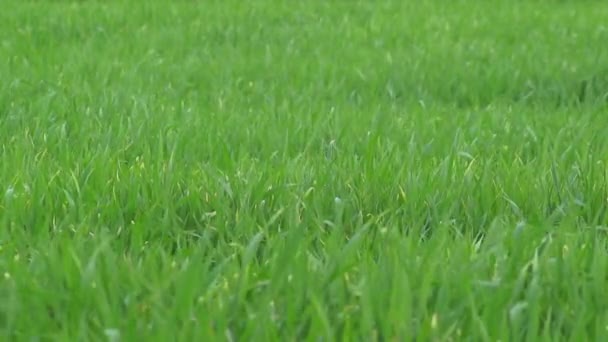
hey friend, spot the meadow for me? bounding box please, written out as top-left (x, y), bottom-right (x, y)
top-left (1, 0), bottom-right (608, 340)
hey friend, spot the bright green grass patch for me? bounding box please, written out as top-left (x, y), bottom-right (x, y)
top-left (1, 0), bottom-right (608, 340)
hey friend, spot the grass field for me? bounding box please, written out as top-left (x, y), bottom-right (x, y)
top-left (2, 0), bottom-right (608, 340)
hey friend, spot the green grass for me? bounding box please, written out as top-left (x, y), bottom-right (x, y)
top-left (2, 0), bottom-right (608, 340)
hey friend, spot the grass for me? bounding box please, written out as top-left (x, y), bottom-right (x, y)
top-left (1, 0), bottom-right (608, 340)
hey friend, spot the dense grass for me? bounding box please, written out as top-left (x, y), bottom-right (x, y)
top-left (2, 0), bottom-right (608, 340)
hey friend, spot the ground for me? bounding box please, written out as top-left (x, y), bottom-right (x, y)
top-left (1, 0), bottom-right (608, 340)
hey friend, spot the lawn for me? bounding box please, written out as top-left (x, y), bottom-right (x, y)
top-left (1, 0), bottom-right (608, 340)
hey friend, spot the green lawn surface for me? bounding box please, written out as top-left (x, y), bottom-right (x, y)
top-left (1, 1), bottom-right (608, 340)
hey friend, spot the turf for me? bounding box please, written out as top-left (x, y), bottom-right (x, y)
top-left (1, 0), bottom-right (608, 340)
